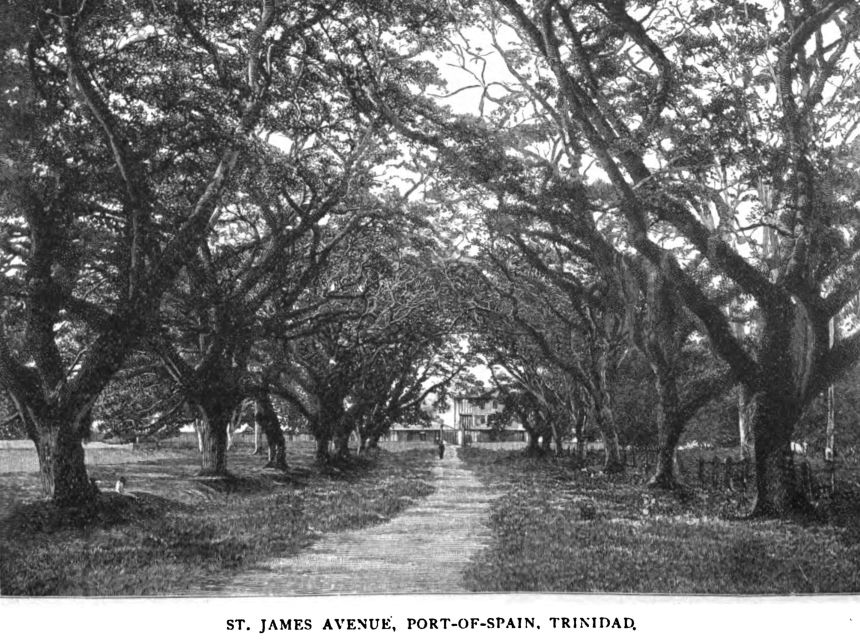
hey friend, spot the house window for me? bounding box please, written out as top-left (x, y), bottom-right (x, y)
top-left (492, 401), bottom-right (498, 409)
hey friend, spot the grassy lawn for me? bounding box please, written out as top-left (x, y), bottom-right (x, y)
top-left (459, 447), bottom-right (860, 593)
top-left (0, 442), bottom-right (436, 596)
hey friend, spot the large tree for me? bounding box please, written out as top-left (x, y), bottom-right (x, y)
top-left (484, 0), bottom-right (860, 515)
top-left (366, 0), bottom-right (860, 516)
top-left (0, 0), bottom-right (322, 504)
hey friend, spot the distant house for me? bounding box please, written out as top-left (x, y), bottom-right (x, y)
top-left (452, 393), bottom-right (526, 444)
top-left (386, 420), bottom-right (447, 443)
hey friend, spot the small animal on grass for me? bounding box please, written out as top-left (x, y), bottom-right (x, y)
top-left (115, 476), bottom-right (127, 494)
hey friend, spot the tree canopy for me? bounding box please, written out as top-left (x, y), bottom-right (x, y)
top-left (2, 0), bottom-right (860, 518)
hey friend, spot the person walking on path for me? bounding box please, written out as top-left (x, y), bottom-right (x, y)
top-left (438, 441), bottom-right (445, 460)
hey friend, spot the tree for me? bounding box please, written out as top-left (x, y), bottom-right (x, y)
top-left (149, 119), bottom-right (381, 476)
top-left (469, 245), bottom-right (628, 470)
top-left (0, 0), bottom-right (310, 504)
top-left (271, 218), bottom-right (466, 462)
top-left (368, 0), bottom-right (860, 515)
top-left (482, 0), bottom-right (860, 515)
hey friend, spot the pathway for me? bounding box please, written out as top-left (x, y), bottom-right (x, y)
top-left (205, 448), bottom-right (499, 595)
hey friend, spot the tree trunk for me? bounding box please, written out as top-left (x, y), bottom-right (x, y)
top-left (825, 317), bottom-right (836, 461)
top-left (594, 403), bottom-right (623, 472)
top-left (253, 420), bottom-right (263, 455)
top-left (648, 374), bottom-right (684, 489)
top-left (226, 406), bottom-right (242, 451)
top-left (573, 411), bottom-right (586, 462)
top-left (520, 415), bottom-right (543, 456)
top-left (549, 421), bottom-right (564, 456)
top-left (648, 421), bottom-right (683, 489)
top-left (315, 436), bottom-right (330, 464)
top-left (589, 348), bottom-right (623, 472)
top-left (540, 434), bottom-right (552, 453)
top-left (195, 419), bottom-right (204, 453)
top-left (333, 431), bottom-right (351, 460)
top-left (10, 391), bottom-right (98, 506)
top-left (738, 383), bottom-right (754, 458)
top-left (748, 391), bottom-right (811, 517)
top-left (28, 411), bottom-right (98, 506)
top-left (732, 321), bottom-right (754, 458)
top-left (255, 395), bottom-right (287, 470)
top-left (197, 405), bottom-right (232, 477)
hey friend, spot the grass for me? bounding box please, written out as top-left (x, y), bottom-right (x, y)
top-left (458, 447), bottom-right (860, 593)
top-left (0, 442), bottom-right (436, 595)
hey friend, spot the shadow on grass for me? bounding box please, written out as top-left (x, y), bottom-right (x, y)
top-left (457, 447), bottom-right (860, 593)
top-left (1, 491), bottom-right (177, 537)
top-left (0, 444), bottom-right (436, 595)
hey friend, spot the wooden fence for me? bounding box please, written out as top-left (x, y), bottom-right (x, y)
top-left (625, 447), bottom-right (839, 500)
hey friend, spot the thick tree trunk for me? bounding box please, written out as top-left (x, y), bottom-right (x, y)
top-left (255, 395), bottom-right (287, 470)
top-left (523, 426), bottom-right (542, 456)
top-left (333, 431), bottom-right (351, 460)
top-left (648, 375), bottom-right (684, 489)
top-left (35, 419), bottom-right (98, 506)
top-left (9, 389), bottom-right (99, 505)
top-left (648, 420), bottom-right (683, 489)
top-left (748, 391), bottom-right (811, 517)
top-left (588, 349), bottom-right (623, 472)
top-left (540, 434), bottom-right (552, 453)
top-left (197, 405), bottom-right (232, 477)
top-left (315, 436), bottom-right (330, 464)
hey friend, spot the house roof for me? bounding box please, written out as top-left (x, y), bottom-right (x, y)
top-left (452, 391), bottom-right (498, 401)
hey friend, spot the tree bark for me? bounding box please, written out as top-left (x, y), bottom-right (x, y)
top-left (255, 395), bottom-right (287, 470)
top-left (196, 401), bottom-right (235, 477)
top-left (825, 317), bottom-right (836, 460)
top-left (253, 420), bottom-right (263, 455)
top-left (34, 417), bottom-right (98, 506)
top-left (333, 431), bottom-right (351, 461)
top-left (315, 435), bottom-right (331, 464)
top-left (594, 402), bottom-right (623, 472)
top-left (589, 344), bottom-right (623, 472)
top-left (648, 373), bottom-right (684, 489)
top-left (748, 390), bottom-right (811, 517)
top-left (14, 399), bottom-right (98, 506)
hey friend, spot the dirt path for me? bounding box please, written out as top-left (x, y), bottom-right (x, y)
top-left (206, 448), bottom-right (499, 595)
